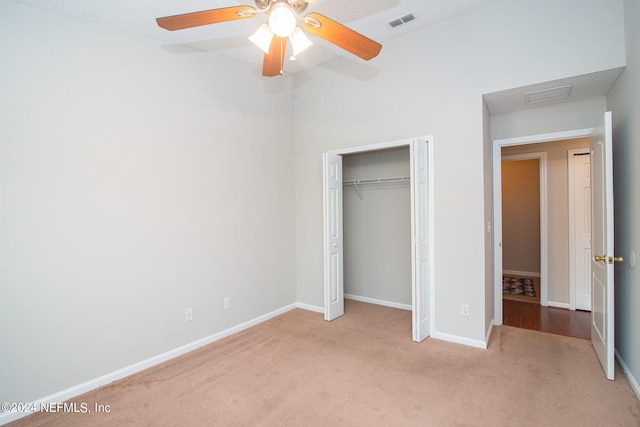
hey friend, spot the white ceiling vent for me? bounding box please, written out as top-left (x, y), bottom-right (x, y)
top-left (389, 13), bottom-right (416, 28)
top-left (525, 84), bottom-right (573, 105)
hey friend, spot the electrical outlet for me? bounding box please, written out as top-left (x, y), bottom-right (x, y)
top-left (461, 304), bottom-right (469, 317)
top-left (224, 297), bottom-right (231, 310)
top-left (185, 307), bottom-right (193, 322)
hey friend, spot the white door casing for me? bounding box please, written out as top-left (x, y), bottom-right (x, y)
top-left (411, 138), bottom-right (430, 342)
top-left (568, 150), bottom-right (592, 311)
top-left (590, 111), bottom-right (616, 380)
top-left (323, 153), bottom-right (344, 321)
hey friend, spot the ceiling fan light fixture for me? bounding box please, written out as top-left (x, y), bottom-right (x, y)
top-left (289, 27), bottom-right (313, 56)
top-left (249, 23), bottom-right (274, 54)
top-left (156, 2), bottom-right (382, 77)
top-left (269, 3), bottom-right (297, 37)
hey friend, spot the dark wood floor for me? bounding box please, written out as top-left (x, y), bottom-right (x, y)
top-left (503, 298), bottom-right (592, 339)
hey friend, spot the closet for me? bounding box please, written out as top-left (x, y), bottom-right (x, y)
top-left (342, 147), bottom-right (412, 309)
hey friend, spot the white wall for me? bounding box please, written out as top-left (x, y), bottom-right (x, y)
top-left (343, 148), bottom-right (411, 306)
top-left (0, 2), bottom-right (295, 406)
top-left (294, 0), bottom-right (625, 344)
top-left (491, 97), bottom-right (608, 140)
top-left (607, 0), bottom-right (640, 398)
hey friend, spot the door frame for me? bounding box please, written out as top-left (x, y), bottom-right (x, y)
top-left (568, 148), bottom-right (591, 311)
top-left (500, 152), bottom-right (547, 307)
top-left (324, 136), bottom-right (435, 339)
top-left (493, 128), bottom-right (593, 325)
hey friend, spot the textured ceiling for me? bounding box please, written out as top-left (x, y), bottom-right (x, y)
top-left (9, 0), bottom-right (621, 112)
top-left (8, 0), bottom-right (500, 73)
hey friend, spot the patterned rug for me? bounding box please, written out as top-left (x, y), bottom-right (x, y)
top-left (503, 276), bottom-right (537, 297)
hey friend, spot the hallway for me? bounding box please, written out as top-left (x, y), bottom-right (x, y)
top-left (503, 299), bottom-right (591, 339)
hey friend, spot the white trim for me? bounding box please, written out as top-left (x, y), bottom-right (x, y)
top-left (547, 301), bottom-right (571, 309)
top-left (568, 148), bottom-right (591, 311)
top-left (296, 302), bottom-right (324, 313)
top-left (428, 138), bottom-right (436, 337)
top-left (503, 270), bottom-right (541, 278)
top-left (493, 128), bottom-right (592, 326)
top-left (0, 303), bottom-right (298, 425)
top-left (501, 152), bottom-right (548, 308)
top-left (345, 294), bottom-right (412, 311)
top-left (431, 331), bottom-right (488, 349)
top-left (496, 128), bottom-right (593, 147)
top-left (616, 350), bottom-right (640, 401)
top-left (328, 138), bottom-right (413, 155)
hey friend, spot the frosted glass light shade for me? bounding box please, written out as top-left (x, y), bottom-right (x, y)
top-left (289, 27), bottom-right (312, 56)
top-left (269, 3), bottom-right (296, 37)
top-left (249, 24), bottom-right (274, 54)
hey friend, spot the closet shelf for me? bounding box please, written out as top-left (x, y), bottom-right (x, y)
top-left (343, 176), bottom-right (410, 200)
top-left (342, 176), bottom-right (410, 186)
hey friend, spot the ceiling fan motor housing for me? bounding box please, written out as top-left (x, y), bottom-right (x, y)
top-left (253, 0), bottom-right (309, 14)
top-left (253, 0), bottom-right (270, 9)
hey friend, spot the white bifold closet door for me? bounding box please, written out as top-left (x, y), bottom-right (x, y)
top-left (411, 138), bottom-right (430, 342)
top-left (323, 153), bottom-right (344, 321)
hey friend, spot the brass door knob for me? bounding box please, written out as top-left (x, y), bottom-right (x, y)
top-left (594, 255), bottom-right (624, 264)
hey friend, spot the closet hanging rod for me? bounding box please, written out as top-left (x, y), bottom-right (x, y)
top-left (342, 176), bottom-right (410, 185)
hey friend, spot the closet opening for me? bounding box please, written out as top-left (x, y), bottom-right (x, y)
top-left (323, 137), bottom-right (434, 342)
top-left (342, 147), bottom-right (412, 316)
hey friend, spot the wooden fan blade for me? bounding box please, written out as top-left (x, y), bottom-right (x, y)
top-left (302, 12), bottom-right (381, 60)
top-left (157, 6), bottom-right (255, 31)
top-left (263, 37), bottom-right (286, 77)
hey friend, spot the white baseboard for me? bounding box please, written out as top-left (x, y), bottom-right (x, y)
top-left (430, 331), bottom-right (488, 349)
top-left (547, 301), bottom-right (571, 309)
top-left (345, 294), bottom-right (412, 311)
top-left (503, 270), bottom-right (541, 278)
top-left (296, 302), bottom-right (323, 313)
top-left (615, 350), bottom-right (640, 401)
top-left (0, 303), bottom-right (298, 426)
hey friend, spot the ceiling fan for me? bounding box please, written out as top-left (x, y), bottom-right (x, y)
top-left (156, 0), bottom-right (382, 77)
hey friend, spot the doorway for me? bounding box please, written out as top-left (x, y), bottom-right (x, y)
top-left (501, 154), bottom-right (545, 306)
top-left (323, 137), bottom-right (434, 342)
top-left (493, 129), bottom-right (593, 329)
top-left (500, 148), bottom-right (593, 339)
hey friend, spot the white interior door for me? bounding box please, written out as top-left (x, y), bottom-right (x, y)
top-left (571, 152), bottom-right (592, 311)
top-left (323, 153), bottom-right (344, 321)
top-left (590, 111), bottom-right (617, 380)
top-left (411, 138), bottom-right (430, 342)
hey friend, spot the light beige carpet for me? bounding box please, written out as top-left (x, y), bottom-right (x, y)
top-left (11, 300), bottom-right (640, 426)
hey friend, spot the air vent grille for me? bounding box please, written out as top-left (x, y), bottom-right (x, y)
top-left (525, 84), bottom-right (573, 105)
top-left (389, 13), bottom-right (416, 28)
top-left (401, 13), bottom-right (415, 23)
